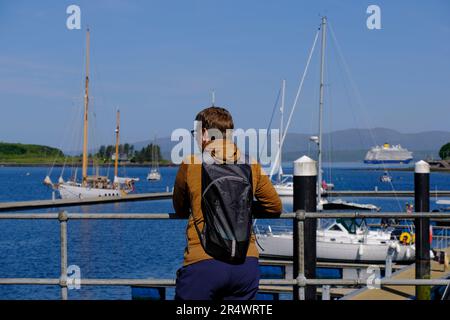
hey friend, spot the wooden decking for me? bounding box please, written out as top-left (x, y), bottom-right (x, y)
top-left (342, 247), bottom-right (450, 300)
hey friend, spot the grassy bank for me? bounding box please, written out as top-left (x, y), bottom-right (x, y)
top-left (0, 142), bottom-right (173, 166)
top-left (0, 142), bottom-right (65, 165)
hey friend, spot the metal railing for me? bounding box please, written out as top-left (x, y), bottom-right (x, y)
top-left (1, 210), bottom-right (450, 300)
top-left (0, 158), bottom-right (449, 300)
top-left (432, 226), bottom-right (450, 250)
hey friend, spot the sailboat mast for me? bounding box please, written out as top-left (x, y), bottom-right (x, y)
top-left (152, 135), bottom-right (158, 169)
top-left (278, 79), bottom-right (285, 183)
top-left (114, 109), bottom-right (120, 178)
top-left (318, 16), bottom-right (327, 208)
top-left (82, 28), bottom-right (90, 186)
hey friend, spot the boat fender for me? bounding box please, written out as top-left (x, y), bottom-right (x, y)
top-left (399, 232), bottom-right (412, 245)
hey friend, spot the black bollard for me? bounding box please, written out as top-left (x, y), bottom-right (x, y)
top-left (293, 156), bottom-right (317, 300)
top-left (414, 160), bottom-right (431, 300)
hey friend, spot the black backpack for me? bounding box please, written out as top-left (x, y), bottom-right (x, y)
top-left (194, 158), bottom-right (253, 264)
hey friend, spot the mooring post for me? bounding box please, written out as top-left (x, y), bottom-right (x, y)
top-left (293, 156), bottom-right (317, 300)
top-left (414, 160), bottom-right (431, 300)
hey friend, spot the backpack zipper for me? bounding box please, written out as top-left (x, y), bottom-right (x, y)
top-left (202, 175), bottom-right (248, 197)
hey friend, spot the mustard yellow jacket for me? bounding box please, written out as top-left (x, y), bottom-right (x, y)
top-left (173, 139), bottom-right (282, 266)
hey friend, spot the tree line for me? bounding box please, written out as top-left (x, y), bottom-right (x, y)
top-left (95, 143), bottom-right (164, 164)
top-left (439, 142), bottom-right (450, 160)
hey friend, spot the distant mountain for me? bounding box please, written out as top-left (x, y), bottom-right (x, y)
top-left (132, 128), bottom-right (450, 162)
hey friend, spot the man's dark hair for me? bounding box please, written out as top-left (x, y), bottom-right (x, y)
top-left (195, 106), bottom-right (234, 137)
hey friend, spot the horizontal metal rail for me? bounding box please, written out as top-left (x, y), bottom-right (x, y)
top-left (1, 278), bottom-right (449, 287)
top-left (326, 190), bottom-right (450, 197)
top-left (287, 211), bottom-right (450, 220)
top-left (1, 211), bottom-right (450, 220)
top-left (1, 210), bottom-right (450, 300)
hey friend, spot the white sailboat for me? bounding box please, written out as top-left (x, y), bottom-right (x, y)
top-left (44, 29), bottom-right (136, 199)
top-left (256, 17), bottom-right (406, 262)
top-left (256, 220), bottom-right (415, 263)
top-left (147, 139), bottom-right (161, 181)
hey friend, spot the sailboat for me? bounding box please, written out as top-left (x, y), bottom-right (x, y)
top-left (255, 17), bottom-right (414, 262)
top-left (112, 109), bottom-right (140, 186)
top-left (147, 139), bottom-right (161, 181)
top-left (256, 220), bottom-right (416, 263)
top-left (268, 18), bottom-right (378, 211)
top-left (44, 29), bottom-right (136, 199)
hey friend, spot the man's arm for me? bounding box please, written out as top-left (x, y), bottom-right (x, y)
top-left (253, 164), bottom-right (282, 216)
top-left (172, 161), bottom-right (191, 218)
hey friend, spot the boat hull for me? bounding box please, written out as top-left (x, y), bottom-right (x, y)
top-left (256, 234), bottom-right (415, 263)
top-left (57, 183), bottom-right (127, 199)
top-left (364, 159), bottom-right (413, 164)
top-left (274, 185), bottom-right (293, 197)
top-left (147, 173), bottom-right (161, 181)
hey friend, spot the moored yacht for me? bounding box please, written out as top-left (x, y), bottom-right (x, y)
top-left (44, 29), bottom-right (136, 199)
top-left (256, 219), bottom-right (416, 263)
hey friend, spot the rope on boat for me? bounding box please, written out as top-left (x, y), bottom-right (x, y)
top-left (270, 27), bottom-right (321, 180)
top-left (328, 21), bottom-right (406, 222)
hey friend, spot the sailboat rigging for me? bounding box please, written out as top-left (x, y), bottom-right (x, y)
top-left (255, 17), bottom-right (420, 262)
top-left (269, 17), bottom-right (378, 211)
top-left (44, 29), bottom-right (137, 199)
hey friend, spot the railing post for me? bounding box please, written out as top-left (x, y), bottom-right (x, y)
top-left (414, 160), bottom-right (431, 300)
top-left (59, 210), bottom-right (69, 300)
top-left (293, 156), bottom-right (317, 300)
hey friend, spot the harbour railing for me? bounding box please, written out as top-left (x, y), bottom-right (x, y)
top-left (0, 157), bottom-right (450, 300)
top-left (0, 210), bottom-right (450, 300)
top-left (432, 226), bottom-right (450, 250)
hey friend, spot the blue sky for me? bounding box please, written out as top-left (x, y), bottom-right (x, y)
top-left (0, 0), bottom-right (449, 150)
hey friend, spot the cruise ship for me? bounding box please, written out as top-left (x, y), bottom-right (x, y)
top-left (364, 143), bottom-right (413, 164)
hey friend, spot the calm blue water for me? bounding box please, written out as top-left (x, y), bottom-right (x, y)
top-left (0, 164), bottom-right (449, 299)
